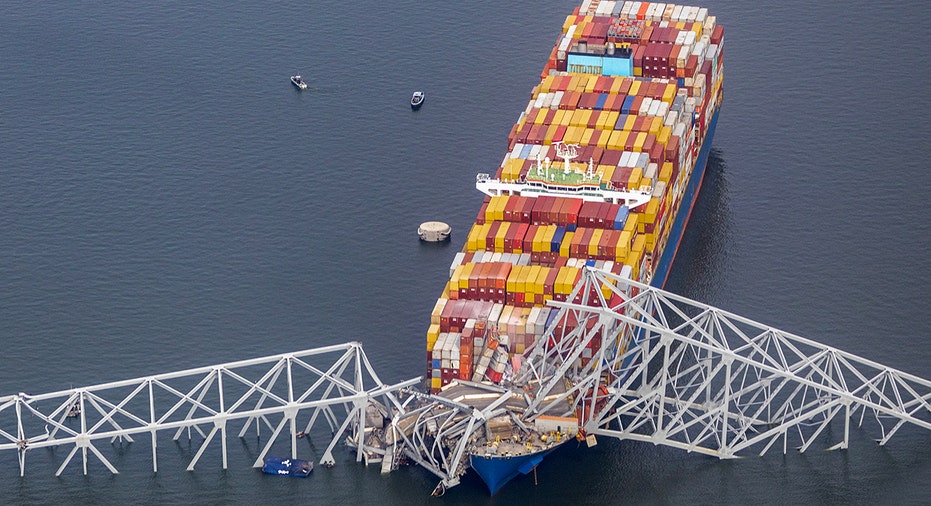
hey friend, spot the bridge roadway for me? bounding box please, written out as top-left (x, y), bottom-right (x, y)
top-left (2, 268), bottom-right (930, 495)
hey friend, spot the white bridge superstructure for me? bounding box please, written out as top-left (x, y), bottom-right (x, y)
top-left (378, 267), bottom-right (931, 494)
top-left (2, 271), bottom-right (930, 495)
top-left (0, 342), bottom-right (418, 477)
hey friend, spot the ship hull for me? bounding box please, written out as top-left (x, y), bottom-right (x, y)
top-left (470, 446), bottom-right (559, 495)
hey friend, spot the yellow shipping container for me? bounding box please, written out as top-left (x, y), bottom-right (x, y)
top-left (628, 80), bottom-right (642, 96)
top-left (634, 66), bottom-right (642, 77)
top-left (569, 109), bottom-right (586, 127)
top-left (580, 128), bottom-right (595, 146)
top-left (606, 111), bottom-right (620, 130)
top-left (628, 166), bottom-right (643, 189)
top-left (498, 305), bottom-right (514, 333)
top-left (691, 22), bottom-right (702, 37)
top-left (531, 226), bottom-right (546, 253)
top-left (562, 15), bottom-right (575, 34)
top-left (623, 115), bottom-right (637, 131)
top-left (450, 264), bottom-right (465, 293)
top-left (660, 161), bottom-right (673, 184)
top-left (580, 110), bottom-right (593, 128)
top-left (504, 158), bottom-right (524, 180)
top-left (595, 111), bottom-right (610, 130)
top-left (560, 231), bottom-right (574, 256)
top-left (544, 124), bottom-right (559, 145)
top-left (529, 265), bottom-right (544, 294)
top-left (609, 77), bottom-right (624, 94)
top-left (431, 299), bottom-right (447, 325)
top-left (634, 132), bottom-right (647, 151)
top-left (567, 75), bottom-right (581, 92)
top-left (584, 75), bottom-right (597, 93)
top-left (565, 126), bottom-right (584, 145)
top-left (596, 164), bottom-right (613, 178)
top-left (431, 378), bottom-right (441, 389)
top-left (662, 83), bottom-right (677, 103)
top-left (553, 109), bottom-right (568, 126)
top-left (466, 224), bottom-right (480, 251)
top-left (506, 265), bottom-right (519, 293)
top-left (535, 266), bottom-right (549, 295)
top-left (542, 74), bottom-right (556, 93)
top-left (496, 222), bottom-right (510, 251)
top-left (658, 125), bottom-right (672, 145)
top-left (644, 231), bottom-right (657, 252)
top-left (624, 213), bottom-right (639, 234)
top-left (459, 262), bottom-right (474, 290)
top-left (675, 21), bottom-right (686, 30)
top-left (427, 323), bottom-right (441, 350)
top-left (533, 108), bottom-right (548, 125)
top-left (602, 164), bottom-right (616, 182)
top-left (607, 130), bottom-right (624, 151)
top-left (649, 116), bottom-right (663, 135)
top-left (597, 129), bottom-right (611, 148)
top-left (588, 229), bottom-right (604, 257)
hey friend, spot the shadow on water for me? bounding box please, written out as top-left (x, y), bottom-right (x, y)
top-left (664, 147), bottom-right (734, 306)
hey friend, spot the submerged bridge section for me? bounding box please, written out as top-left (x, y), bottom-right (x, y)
top-left (0, 342), bottom-right (419, 477)
top-left (2, 271), bottom-right (930, 495)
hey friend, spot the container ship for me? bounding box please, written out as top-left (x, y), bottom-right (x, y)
top-left (424, 0), bottom-right (724, 495)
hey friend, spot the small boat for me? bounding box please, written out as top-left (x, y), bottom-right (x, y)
top-left (410, 91), bottom-right (424, 109)
top-left (261, 456), bottom-right (313, 477)
top-left (291, 75), bottom-right (307, 90)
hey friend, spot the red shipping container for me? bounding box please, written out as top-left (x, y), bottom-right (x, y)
top-left (711, 25), bottom-right (724, 45)
top-left (601, 149), bottom-right (622, 166)
top-left (523, 224), bottom-right (539, 252)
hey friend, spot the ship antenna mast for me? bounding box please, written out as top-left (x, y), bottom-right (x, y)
top-left (555, 142), bottom-right (578, 174)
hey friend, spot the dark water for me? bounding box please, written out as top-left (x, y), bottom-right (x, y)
top-left (2, 0), bottom-right (929, 504)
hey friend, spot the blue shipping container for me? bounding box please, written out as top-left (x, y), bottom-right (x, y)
top-left (613, 206), bottom-right (629, 230)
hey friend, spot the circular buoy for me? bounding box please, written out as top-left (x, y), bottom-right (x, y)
top-left (418, 221), bottom-right (451, 242)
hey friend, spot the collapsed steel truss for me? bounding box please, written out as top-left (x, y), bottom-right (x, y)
top-left (2, 270), bottom-right (929, 493)
top-left (0, 342), bottom-right (418, 477)
top-left (381, 267), bottom-right (931, 494)
top-left (521, 267), bottom-right (931, 457)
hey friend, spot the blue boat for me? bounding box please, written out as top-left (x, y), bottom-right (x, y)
top-left (261, 456), bottom-right (313, 477)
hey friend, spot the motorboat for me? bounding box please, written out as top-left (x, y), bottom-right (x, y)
top-left (291, 75), bottom-right (307, 90)
top-left (410, 90), bottom-right (424, 109)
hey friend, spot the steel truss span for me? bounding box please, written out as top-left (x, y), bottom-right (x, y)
top-left (0, 342), bottom-right (419, 477)
top-left (381, 267), bottom-right (931, 495)
top-left (521, 267), bottom-right (931, 457)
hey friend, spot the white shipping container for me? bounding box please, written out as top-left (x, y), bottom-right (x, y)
top-left (645, 3), bottom-right (657, 20)
top-left (620, 1), bottom-right (633, 18)
top-left (677, 45), bottom-right (690, 66)
top-left (696, 7), bottom-right (708, 23)
top-left (671, 5), bottom-right (683, 22)
top-left (685, 31), bottom-right (696, 46)
top-left (675, 30), bottom-right (687, 45)
top-left (663, 4), bottom-right (675, 21)
top-left (629, 2), bottom-right (641, 18)
top-left (704, 15), bottom-right (716, 32)
top-left (665, 110), bottom-right (679, 127)
top-left (653, 3), bottom-right (666, 21)
top-left (652, 180), bottom-right (667, 198)
top-left (580, 0), bottom-right (593, 15)
top-left (619, 151), bottom-right (633, 167)
top-left (638, 97), bottom-right (653, 116)
top-left (648, 99), bottom-right (661, 117)
top-left (518, 253), bottom-right (531, 266)
top-left (637, 152), bottom-right (650, 168)
top-left (657, 101), bottom-right (669, 118)
top-left (644, 162), bottom-right (658, 181)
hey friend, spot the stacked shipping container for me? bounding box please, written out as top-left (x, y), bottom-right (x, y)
top-left (427, 0), bottom-right (724, 392)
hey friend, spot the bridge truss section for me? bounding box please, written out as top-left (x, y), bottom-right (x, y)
top-left (0, 342), bottom-right (419, 477)
top-left (517, 267), bottom-right (931, 458)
